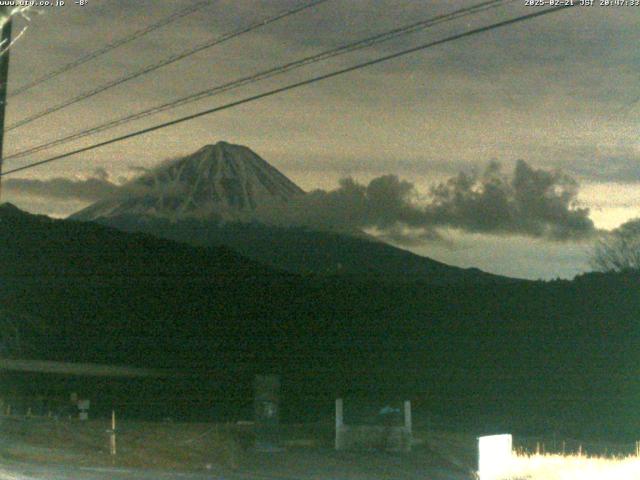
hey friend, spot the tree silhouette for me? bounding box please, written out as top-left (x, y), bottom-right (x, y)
top-left (591, 219), bottom-right (640, 272)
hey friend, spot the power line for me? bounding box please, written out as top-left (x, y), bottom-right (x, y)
top-left (9, 0), bottom-right (214, 98)
top-left (5, 0), bottom-right (514, 162)
top-left (6, 0), bottom-right (330, 131)
top-left (1, 5), bottom-right (576, 177)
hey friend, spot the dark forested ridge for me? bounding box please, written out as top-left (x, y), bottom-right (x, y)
top-left (88, 215), bottom-right (514, 284)
top-left (1, 204), bottom-right (638, 439)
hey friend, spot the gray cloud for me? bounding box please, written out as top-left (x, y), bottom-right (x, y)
top-left (276, 175), bottom-right (426, 231)
top-left (568, 154), bottom-right (640, 185)
top-left (3, 169), bottom-right (120, 202)
top-left (424, 160), bottom-right (595, 240)
top-left (7, 155), bottom-right (596, 244)
top-left (260, 160), bottom-right (596, 243)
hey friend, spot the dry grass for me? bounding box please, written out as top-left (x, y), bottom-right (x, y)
top-left (486, 453), bottom-right (640, 480)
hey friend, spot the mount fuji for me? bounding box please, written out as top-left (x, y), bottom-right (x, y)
top-left (70, 142), bottom-right (515, 284)
top-left (71, 142), bottom-right (304, 223)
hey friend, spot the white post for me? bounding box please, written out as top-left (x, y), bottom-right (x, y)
top-left (110, 410), bottom-right (117, 456)
top-left (335, 398), bottom-right (344, 450)
top-left (403, 400), bottom-right (413, 452)
top-left (78, 399), bottom-right (90, 421)
top-left (403, 400), bottom-right (412, 435)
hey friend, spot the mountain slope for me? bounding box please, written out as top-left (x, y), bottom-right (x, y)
top-left (93, 215), bottom-right (513, 284)
top-left (0, 202), bottom-right (297, 365)
top-left (0, 202), bottom-right (277, 280)
top-left (71, 142), bottom-right (304, 222)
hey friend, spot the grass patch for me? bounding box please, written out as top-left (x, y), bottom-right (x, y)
top-left (502, 453), bottom-right (640, 480)
top-left (0, 416), bottom-right (242, 471)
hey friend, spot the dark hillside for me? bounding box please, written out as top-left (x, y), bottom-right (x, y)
top-left (0, 205), bottom-right (638, 440)
top-left (92, 215), bottom-right (515, 284)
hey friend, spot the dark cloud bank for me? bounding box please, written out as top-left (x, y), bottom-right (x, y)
top-left (264, 160), bottom-right (596, 243)
top-left (10, 160), bottom-right (597, 243)
top-left (4, 169), bottom-right (119, 202)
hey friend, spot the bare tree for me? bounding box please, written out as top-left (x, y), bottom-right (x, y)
top-left (591, 219), bottom-right (640, 272)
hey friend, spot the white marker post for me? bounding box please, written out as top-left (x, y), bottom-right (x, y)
top-left (477, 434), bottom-right (513, 480)
top-left (335, 398), bottom-right (344, 450)
top-left (110, 410), bottom-right (117, 457)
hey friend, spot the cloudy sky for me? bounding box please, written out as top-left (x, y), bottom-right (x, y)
top-left (2, 0), bottom-right (639, 279)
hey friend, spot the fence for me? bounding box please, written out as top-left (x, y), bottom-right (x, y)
top-left (334, 398), bottom-right (412, 452)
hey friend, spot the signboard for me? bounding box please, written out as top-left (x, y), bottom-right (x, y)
top-left (478, 434), bottom-right (513, 480)
top-left (254, 375), bottom-right (280, 451)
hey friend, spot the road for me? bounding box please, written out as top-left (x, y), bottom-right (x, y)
top-left (0, 460), bottom-right (471, 480)
top-left (1, 463), bottom-right (217, 480)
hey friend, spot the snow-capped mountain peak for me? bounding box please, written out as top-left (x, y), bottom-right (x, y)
top-left (70, 142), bottom-right (304, 222)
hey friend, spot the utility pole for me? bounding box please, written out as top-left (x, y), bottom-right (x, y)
top-left (0, 6), bottom-right (12, 202)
